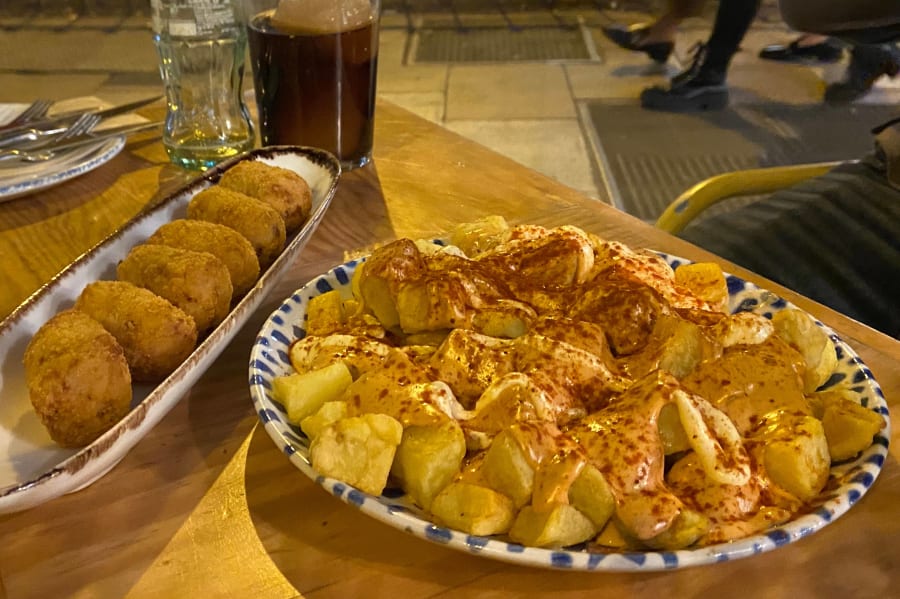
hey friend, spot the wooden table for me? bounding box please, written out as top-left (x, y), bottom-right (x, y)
top-left (0, 101), bottom-right (897, 599)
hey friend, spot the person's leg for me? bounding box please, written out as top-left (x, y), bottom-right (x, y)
top-left (702, 0), bottom-right (762, 75)
top-left (602, 0), bottom-right (706, 63)
top-left (641, 0), bottom-right (762, 111)
top-left (825, 43), bottom-right (900, 104)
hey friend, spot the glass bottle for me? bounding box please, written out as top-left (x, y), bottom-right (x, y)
top-left (151, 0), bottom-right (255, 170)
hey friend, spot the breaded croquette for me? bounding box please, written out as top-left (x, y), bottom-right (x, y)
top-left (23, 309), bottom-right (132, 448)
top-left (186, 186), bottom-right (287, 268)
top-left (117, 244), bottom-right (233, 333)
top-left (146, 219), bottom-right (260, 297)
top-left (75, 281), bottom-right (198, 382)
top-left (218, 160), bottom-right (312, 232)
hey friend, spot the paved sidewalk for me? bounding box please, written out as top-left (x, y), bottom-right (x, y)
top-left (0, 1), bottom-right (897, 216)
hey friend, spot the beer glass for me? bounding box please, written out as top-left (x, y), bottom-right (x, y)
top-left (243, 0), bottom-right (381, 170)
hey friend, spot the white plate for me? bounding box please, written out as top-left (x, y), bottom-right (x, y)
top-left (249, 252), bottom-right (890, 572)
top-left (0, 103), bottom-right (126, 202)
top-left (0, 146), bottom-right (341, 514)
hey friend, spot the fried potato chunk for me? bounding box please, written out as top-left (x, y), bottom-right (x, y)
top-left (810, 389), bottom-right (885, 461)
top-left (309, 413), bottom-right (403, 496)
top-left (642, 508), bottom-right (710, 551)
top-left (117, 244), bottom-right (232, 333)
top-left (430, 482), bottom-right (516, 536)
top-left (187, 186), bottom-right (287, 268)
top-left (146, 219), bottom-right (260, 297)
top-left (391, 421), bottom-right (467, 509)
top-left (300, 401), bottom-right (349, 440)
top-left (273, 361), bottom-right (354, 425)
top-left (568, 463), bottom-right (615, 529)
top-left (772, 308), bottom-right (838, 392)
top-left (218, 160), bottom-right (312, 232)
top-left (449, 215), bottom-right (510, 257)
top-left (674, 262), bottom-right (729, 313)
top-left (509, 503), bottom-right (598, 548)
top-left (306, 290), bottom-right (346, 336)
top-left (23, 309), bottom-right (132, 447)
top-left (75, 280), bottom-right (198, 382)
top-left (481, 428), bottom-right (536, 508)
top-left (759, 414), bottom-right (830, 501)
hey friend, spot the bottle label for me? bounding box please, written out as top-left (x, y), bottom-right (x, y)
top-left (151, 0), bottom-right (237, 36)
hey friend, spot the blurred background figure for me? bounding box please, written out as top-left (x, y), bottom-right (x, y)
top-left (675, 0), bottom-right (900, 336)
top-left (601, 0), bottom-right (706, 64)
top-left (603, 0), bottom-right (900, 111)
top-left (759, 33), bottom-right (843, 63)
top-left (636, 0), bottom-right (762, 111)
top-left (824, 43), bottom-right (900, 103)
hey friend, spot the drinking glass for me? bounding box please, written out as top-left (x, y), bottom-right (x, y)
top-left (243, 0), bottom-right (381, 170)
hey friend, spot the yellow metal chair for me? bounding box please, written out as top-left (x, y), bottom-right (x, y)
top-left (654, 161), bottom-right (843, 234)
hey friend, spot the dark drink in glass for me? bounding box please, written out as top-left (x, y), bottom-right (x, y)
top-left (247, 8), bottom-right (379, 170)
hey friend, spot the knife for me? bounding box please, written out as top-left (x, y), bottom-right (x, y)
top-left (0, 95), bottom-right (163, 146)
top-left (0, 121), bottom-right (163, 162)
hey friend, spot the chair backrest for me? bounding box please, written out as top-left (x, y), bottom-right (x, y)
top-left (779, 0), bottom-right (900, 44)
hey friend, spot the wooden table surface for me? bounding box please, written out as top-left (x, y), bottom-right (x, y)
top-left (0, 101), bottom-right (897, 599)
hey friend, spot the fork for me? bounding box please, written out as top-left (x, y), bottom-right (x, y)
top-left (0, 113), bottom-right (102, 151)
top-left (3, 99), bottom-right (52, 129)
top-left (57, 113), bottom-right (101, 141)
top-left (0, 114), bottom-right (100, 149)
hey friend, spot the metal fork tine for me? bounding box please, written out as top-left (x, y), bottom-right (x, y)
top-left (59, 114), bottom-right (101, 140)
top-left (7, 99), bottom-right (52, 127)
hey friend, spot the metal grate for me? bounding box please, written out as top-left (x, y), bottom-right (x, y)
top-left (610, 153), bottom-right (759, 221)
top-left (586, 101), bottom-right (900, 220)
top-left (413, 26), bottom-right (593, 63)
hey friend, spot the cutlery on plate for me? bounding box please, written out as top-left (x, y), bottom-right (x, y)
top-left (0, 121), bottom-right (163, 163)
top-left (1, 99), bottom-right (53, 130)
top-left (2, 113), bottom-right (103, 152)
top-left (0, 96), bottom-right (162, 145)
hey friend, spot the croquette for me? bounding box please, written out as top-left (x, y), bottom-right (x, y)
top-left (186, 186), bottom-right (287, 268)
top-left (146, 219), bottom-right (260, 297)
top-left (75, 280), bottom-right (198, 382)
top-left (23, 309), bottom-right (132, 448)
top-left (117, 244), bottom-right (233, 333)
top-left (218, 160), bottom-right (312, 232)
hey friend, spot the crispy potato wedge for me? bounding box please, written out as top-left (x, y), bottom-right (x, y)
top-left (391, 421), bottom-right (467, 509)
top-left (309, 413), bottom-right (403, 496)
top-left (430, 482), bottom-right (515, 536)
top-left (509, 503), bottom-right (598, 548)
top-left (273, 361), bottom-right (353, 425)
top-left (772, 309), bottom-right (838, 392)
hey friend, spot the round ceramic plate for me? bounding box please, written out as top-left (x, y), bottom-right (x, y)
top-left (0, 121), bottom-right (125, 203)
top-left (248, 252), bottom-right (891, 572)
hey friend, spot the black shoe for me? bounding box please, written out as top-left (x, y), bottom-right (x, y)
top-left (759, 38), bottom-right (843, 64)
top-left (641, 43), bottom-right (729, 112)
top-left (601, 23), bottom-right (674, 63)
top-left (825, 44), bottom-right (900, 104)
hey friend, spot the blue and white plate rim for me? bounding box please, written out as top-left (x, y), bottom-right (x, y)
top-left (248, 250), bottom-right (891, 572)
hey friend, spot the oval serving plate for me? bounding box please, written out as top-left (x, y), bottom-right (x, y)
top-left (0, 146), bottom-right (340, 514)
top-left (249, 252), bottom-right (890, 572)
